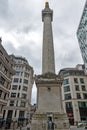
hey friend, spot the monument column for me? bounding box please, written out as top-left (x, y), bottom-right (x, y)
top-left (42, 2), bottom-right (55, 74)
top-left (31, 2), bottom-right (70, 130)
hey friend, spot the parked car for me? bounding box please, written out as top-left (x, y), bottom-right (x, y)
top-left (77, 121), bottom-right (87, 128)
top-left (77, 122), bottom-right (83, 128)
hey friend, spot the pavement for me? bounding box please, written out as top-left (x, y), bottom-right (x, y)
top-left (1, 126), bottom-right (28, 130)
top-left (70, 126), bottom-right (77, 128)
top-left (70, 128), bottom-right (85, 130)
top-left (1, 125), bottom-right (86, 130)
top-left (7, 127), bottom-right (85, 130)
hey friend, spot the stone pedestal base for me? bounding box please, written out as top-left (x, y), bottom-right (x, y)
top-left (31, 112), bottom-right (70, 130)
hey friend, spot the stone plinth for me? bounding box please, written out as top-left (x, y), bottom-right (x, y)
top-left (31, 112), bottom-right (70, 130)
top-left (31, 73), bottom-right (70, 130)
top-left (35, 73), bottom-right (63, 113)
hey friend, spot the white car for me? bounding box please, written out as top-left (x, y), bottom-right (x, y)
top-left (77, 122), bottom-right (87, 128)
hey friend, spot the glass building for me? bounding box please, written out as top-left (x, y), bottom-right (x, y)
top-left (77, 1), bottom-right (87, 74)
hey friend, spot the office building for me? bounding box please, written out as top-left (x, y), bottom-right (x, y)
top-left (4, 55), bottom-right (34, 126)
top-left (0, 38), bottom-right (15, 119)
top-left (59, 64), bottom-right (87, 125)
top-left (77, 1), bottom-right (87, 74)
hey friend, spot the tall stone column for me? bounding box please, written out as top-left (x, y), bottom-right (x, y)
top-left (31, 2), bottom-right (70, 130)
top-left (42, 2), bottom-right (55, 74)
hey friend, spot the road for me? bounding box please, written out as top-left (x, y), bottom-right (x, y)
top-left (71, 128), bottom-right (85, 130)
top-left (1, 126), bottom-right (85, 130)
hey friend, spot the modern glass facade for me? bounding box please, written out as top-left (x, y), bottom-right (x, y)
top-left (77, 1), bottom-right (87, 73)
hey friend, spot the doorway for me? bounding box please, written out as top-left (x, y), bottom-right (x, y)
top-left (47, 116), bottom-right (54, 130)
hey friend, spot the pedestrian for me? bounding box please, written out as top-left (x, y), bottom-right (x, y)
top-left (27, 122), bottom-right (30, 130)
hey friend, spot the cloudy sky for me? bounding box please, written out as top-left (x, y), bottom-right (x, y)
top-left (0, 0), bottom-right (86, 103)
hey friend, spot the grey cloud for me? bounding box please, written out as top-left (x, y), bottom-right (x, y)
top-left (3, 41), bottom-right (17, 54)
top-left (1, 0), bottom-right (86, 103)
top-left (55, 41), bottom-right (83, 73)
top-left (0, 0), bottom-right (8, 18)
top-left (0, 0), bottom-right (41, 33)
top-left (2, 0), bottom-right (85, 75)
top-left (3, 40), bottom-right (41, 74)
top-left (17, 44), bottom-right (42, 74)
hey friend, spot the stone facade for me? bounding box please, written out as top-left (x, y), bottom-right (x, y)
top-left (0, 38), bottom-right (15, 118)
top-left (59, 64), bottom-right (87, 125)
top-left (31, 73), bottom-right (70, 130)
top-left (31, 2), bottom-right (70, 130)
top-left (42, 2), bottom-right (55, 74)
top-left (35, 73), bottom-right (63, 113)
top-left (31, 112), bottom-right (69, 130)
top-left (4, 55), bottom-right (34, 127)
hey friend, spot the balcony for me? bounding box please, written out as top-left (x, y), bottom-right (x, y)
top-left (0, 98), bottom-right (7, 105)
top-left (0, 54), bottom-right (15, 74)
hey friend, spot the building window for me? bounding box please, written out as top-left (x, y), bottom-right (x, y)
top-left (19, 111), bottom-right (24, 118)
top-left (22, 86), bottom-right (28, 91)
top-left (21, 94), bottom-right (27, 99)
top-left (13, 78), bottom-right (19, 83)
top-left (12, 85), bottom-right (18, 90)
top-left (15, 72), bottom-right (20, 76)
top-left (7, 110), bottom-right (13, 119)
top-left (75, 85), bottom-right (79, 91)
top-left (65, 93), bottom-right (71, 100)
top-left (2, 66), bottom-right (8, 75)
top-left (19, 85), bottom-right (21, 90)
top-left (18, 60), bottom-right (22, 64)
top-left (25, 67), bottom-right (30, 72)
top-left (16, 100), bottom-right (18, 106)
top-left (64, 86), bottom-right (70, 92)
top-left (76, 93), bottom-right (81, 99)
top-left (17, 93), bottom-right (20, 98)
top-left (80, 78), bottom-right (84, 84)
top-left (4, 93), bottom-right (7, 100)
top-left (0, 76), bottom-right (5, 85)
top-left (65, 102), bottom-right (72, 108)
top-left (9, 100), bottom-right (14, 106)
top-left (83, 93), bottom-right (87, 99)
top-left (0, 61), bottom-right (1, 65)
top-left (81, 85), bottom-right (86, 91)
top-left (63, 79), bottom-right (69, 85)
top-left (5, 57), bottom-right (9, 63)
top-left (0, 50), bottom-right (3, 55)
top-left (11, 93), bottom-right (16, 98)
top-left (74, 78), bottom-right (78, 83)
top-left (14, 110), bottom-right (17, 117)
top-left (21, 72), bottom-right (23, 76)
top-left (16, 66), bottom-right (23, 70)
top-left (0, 90), bottom-right (2, 97)
top-left (78, 102), bottom-right (87, 108)
top-left (20, 102), bottom-right (26, 107)
top-left (23, 79), bottom-right (28, 84)
top-left (24, 72), bottom-right (29, 78)
top-left (3, 110), bottom-right (6, 119)
top-left (20, 79), bottom-right (22, 83)
top-left (63, 72), bottom-right (70, 77)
